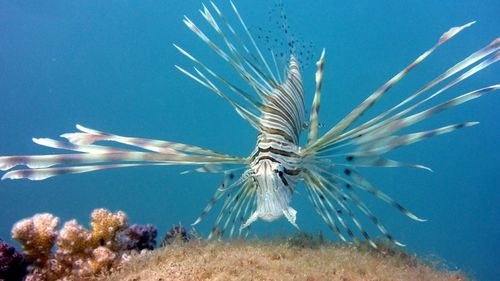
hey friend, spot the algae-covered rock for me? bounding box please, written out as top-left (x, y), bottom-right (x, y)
top-left (101, 237), bottom-right (469, 281)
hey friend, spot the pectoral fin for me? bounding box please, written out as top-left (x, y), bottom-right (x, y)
top-left (284, 207), bottom-right (299, 230)
top-left (240, 211), bottom-right (259, 230)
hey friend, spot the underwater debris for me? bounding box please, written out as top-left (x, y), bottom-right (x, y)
top-left (9, 208), bottom-right (159, 281)
top-left (162, 225), bottom-right (196, 246)
top-left (123, 224), bottom-right (158, 251)
top-left (0, 239), bottom-right (27, 281)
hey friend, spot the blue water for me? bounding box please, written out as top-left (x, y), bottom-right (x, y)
top-left (0, 0), bottom-right (498, 280)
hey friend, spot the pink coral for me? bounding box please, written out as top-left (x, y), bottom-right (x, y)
top-left (9, 209), bottom-right (149, 280)
top-left (91, 246), bottom-right (116, 273)
top-left (56, 219), bottom-right (92, 256)
top-left (11, 213), bottom-right (59, 263)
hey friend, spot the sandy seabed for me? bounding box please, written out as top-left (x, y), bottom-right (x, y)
top-left (100, 237), bottom-right (468, 281)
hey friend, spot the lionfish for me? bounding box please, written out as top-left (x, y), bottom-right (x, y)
top-left (1, 1), bottom-right (498, 247)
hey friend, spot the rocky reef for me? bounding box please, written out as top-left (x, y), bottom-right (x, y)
top-left (101, 235), bottom-right (470, 281)
top-left (5, 212), bottom-right (469, 281)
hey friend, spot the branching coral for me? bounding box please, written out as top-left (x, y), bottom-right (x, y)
top-left (90, 246), bottom-right (116, 274)
top-left (11, 213), bottom-right (59, 265)
top-left (56, 219), bottom-right (92, 257)
top-left (9, 209), bottom-right (154, 281)
top-left (0, 239), bottom-right (27, 281)
top-left (89, 209), bottom-right (128, 250)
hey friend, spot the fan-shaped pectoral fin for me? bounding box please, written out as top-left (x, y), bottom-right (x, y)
top-left (284, 207), bottom-right (299, 230)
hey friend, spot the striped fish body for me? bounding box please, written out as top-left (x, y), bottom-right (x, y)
top-left (247, 56), bottom-right (305, 226)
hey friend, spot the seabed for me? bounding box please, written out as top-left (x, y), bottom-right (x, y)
top-left (101, 234), bottom-right (469, 281)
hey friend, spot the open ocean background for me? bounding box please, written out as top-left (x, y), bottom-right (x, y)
top-left (0, 1), bottom-right (498, 280)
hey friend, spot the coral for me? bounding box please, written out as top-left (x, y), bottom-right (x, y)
top-left (51, 219), bottom-right (93, 278)
top-left (8, 208), bottom-right (153, 281)
top-left (23, 269), bottom-right (45, 281)
top-left (89, 208), bottom-right (128, 250)
top-left (123, 224), bottom-right (157, 251)
top-left (56, 219), bottom-right (92, 257)
top-left (0, 239), bottom-right (27, 281)
top-left (162, 225), bottom-right (195, 246)
top-left (11, 213), bottom-right (59, 264)
top-left (90, 246), bottom-right (116, 274)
